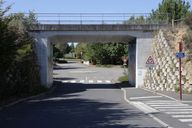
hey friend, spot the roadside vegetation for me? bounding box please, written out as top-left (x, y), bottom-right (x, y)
top-left (53, 43), bottom-right (76, 64)
top-left (0, 2), bottom-right (47, 103)
top-left (118, 75), bottom-right (128, 83)
top-left (143, 0), bottom-right (192, 93)
top-left (75, 43), bottom-right (128, 65)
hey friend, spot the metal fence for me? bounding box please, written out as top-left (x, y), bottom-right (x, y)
top-left (23, 13), bottom-right (169, 25)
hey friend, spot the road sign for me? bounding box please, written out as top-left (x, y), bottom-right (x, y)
top-left (176, 52), bottom-right (185, 58)
top-left (146, 56), bottom-right (155, 67)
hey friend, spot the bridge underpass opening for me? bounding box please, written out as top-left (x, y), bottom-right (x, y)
top-left (29, 13), bottom-right (165, 88)
top-left (32, 29), bottom-right (154, 88)
top-left (50, 34), bottom-right (136, 87)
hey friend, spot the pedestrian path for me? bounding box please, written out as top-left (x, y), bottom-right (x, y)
top-left (144, 100), bottom-right (192, 127)
top-left (62, 79), bottom-right (112, 84)
top-left (123, 88), bottom-right (192, 128)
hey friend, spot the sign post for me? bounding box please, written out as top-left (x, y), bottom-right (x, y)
top-left (121, 56), bottom-right (128, 75)
top-left (175, 42), bottom-right (184, 100)
top-left (146, 56), bottom-right (156, 88)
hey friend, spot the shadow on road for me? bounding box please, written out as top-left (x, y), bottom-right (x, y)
top-left (0, 81), bottom-right (162, 128)
top-left (53, 77), bottom-right (76, 81)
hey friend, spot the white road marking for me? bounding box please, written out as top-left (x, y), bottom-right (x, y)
top-left (141, 88), bottom-right (178, 101)
top-left (62, 80), bottom-right (68, 83)
top-left (105, 80), bottom-right (111, 83)
top-left (79, 80), bottom-right (85, 83)
top-left (146, 102), bottom-right (178, 105)
top-left (70, 80), bottom-right (76, 83)
top-left (97, 80), bottom-right (102, 83)
top-left (166, 112), bottom-right (192, 114)
top-left (188, 124), bottom-right (192, 127)
top-left (129, 96), bottom-right (162, 100)
top-left (88, 80), bottom-right (94, 83)
top-left (172, 115), bottom-right (192, 118)
top-left (160, 109), bottom-right (192, 112)
top-left (154, 106), bottom-right (192, 109)
top-left (146, 100), bottom-right (177, 103)
top-left (150, 104), bottom-right (188, 107)
top-left (131, 102), bottom-right (159, 114)
top-left (121, 88), bottom-right (170, 128)
top-left (179, 119), bottom-right (192, 122)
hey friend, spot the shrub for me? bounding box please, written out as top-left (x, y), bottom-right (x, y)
top-left (185, 12), bottom-right (192, 30)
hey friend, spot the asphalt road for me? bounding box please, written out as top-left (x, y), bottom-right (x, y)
top-left (53, 60), bottom-right (126, 84)
top-left (0, 61), bottom-right (165, 128)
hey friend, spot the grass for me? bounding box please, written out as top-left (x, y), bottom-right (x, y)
top-left (118, 75), bottom-right (128, 83)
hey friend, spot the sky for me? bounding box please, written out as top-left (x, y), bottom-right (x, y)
top-left (5, 0), bottom-right (192, 14)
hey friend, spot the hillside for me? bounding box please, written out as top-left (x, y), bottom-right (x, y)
top-left (144, 25), bottom-right (192, 93)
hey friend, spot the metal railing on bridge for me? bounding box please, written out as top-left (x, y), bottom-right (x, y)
top-left (24, 13), bottom-right (169, 25)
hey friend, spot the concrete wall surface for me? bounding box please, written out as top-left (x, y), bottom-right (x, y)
top-left (128, 42), bottom-right (136, 86)
top-left (136, 38), bottom-right (153, 88)
top-left (34, 36), bottom-right (53, 87)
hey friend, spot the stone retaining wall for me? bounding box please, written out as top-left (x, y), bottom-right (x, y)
top-left (144, 30), bottom-right (192, 93)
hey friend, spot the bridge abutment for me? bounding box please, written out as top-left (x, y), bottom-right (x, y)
top-left (136, 38), bottom-right (153, 88)
top-left (34, 37), bottom-right (53, 87)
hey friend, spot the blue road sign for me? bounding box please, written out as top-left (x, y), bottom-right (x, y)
top-left (176, 52), bottom-right (185, 58)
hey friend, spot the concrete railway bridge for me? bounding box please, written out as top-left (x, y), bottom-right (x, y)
top-left (29, 13), bottom-right (168, 88)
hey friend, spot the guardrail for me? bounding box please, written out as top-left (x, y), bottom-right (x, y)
top-left (23, 13), bottom-right (169, 25)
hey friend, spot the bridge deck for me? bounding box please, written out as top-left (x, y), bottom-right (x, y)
top-left (30, 24), bottom-right (167, 31)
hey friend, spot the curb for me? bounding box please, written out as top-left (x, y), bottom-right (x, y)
top-left (0, 85), bottom-right (57, 111)
top-left (119, 85), bottom-right (171, 128)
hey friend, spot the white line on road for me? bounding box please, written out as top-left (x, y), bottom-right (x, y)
top-left (88, 80), bottom-right (94, 83)
top-left (129, 96), bottom-right (162, 100)
top-left (97, 80), bottom-right (102, 83)
top-left (154, 106), bottom-right (192, 109)
top-left (105, 80), bottom-right (111, 83)
top-left (146, 100), bottom-right (177, 103)
top-left (172, 115), bottom-right (192, 118)
top-left (79, 80), bottom-right (85, 83)
top-left (146, 102), bottom-right (178, 105)
top-left (166, 112), bottom-right (192, 114)
top-left (131, 102), bottom-right (159, 114)
top-left (179, 119), bottom-right (192, 122)
top-left (141, 88), bottom-right (178, 101)
top-left (150, 104), bottom-right (188, 107)
top-left (70, 80), bottom-right (76, 83)
top-left (160, 109), bottom-right (192, 112)
top-left (121, 88), bottom-right (171, 128)
top-left (62, 80), bottom-right (68, 83)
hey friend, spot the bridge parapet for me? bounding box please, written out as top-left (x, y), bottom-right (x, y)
top-left (24, 13), bottom-right (168, 25)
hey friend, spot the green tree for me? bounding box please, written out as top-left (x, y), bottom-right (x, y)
top-left (185, 11), bottom-right (192, 29)
top-left (75, 43), bottom-right (87, 59)
top-left (75, 43), bottom-right (128, 65)
top-left (151, 0), bottom-right (191, 23)
top-left (124, 16), bottom-right (146, 24)
top-left (0, 2), bottom-right (41, 100)
top-left (53, 43), bottom-right (71, 58)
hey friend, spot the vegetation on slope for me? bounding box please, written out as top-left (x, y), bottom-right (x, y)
top-left (0, 2), bottom-right (46, 102)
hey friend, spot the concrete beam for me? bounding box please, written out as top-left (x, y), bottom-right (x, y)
top-left (30, 24), bottom-right (166, 32)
